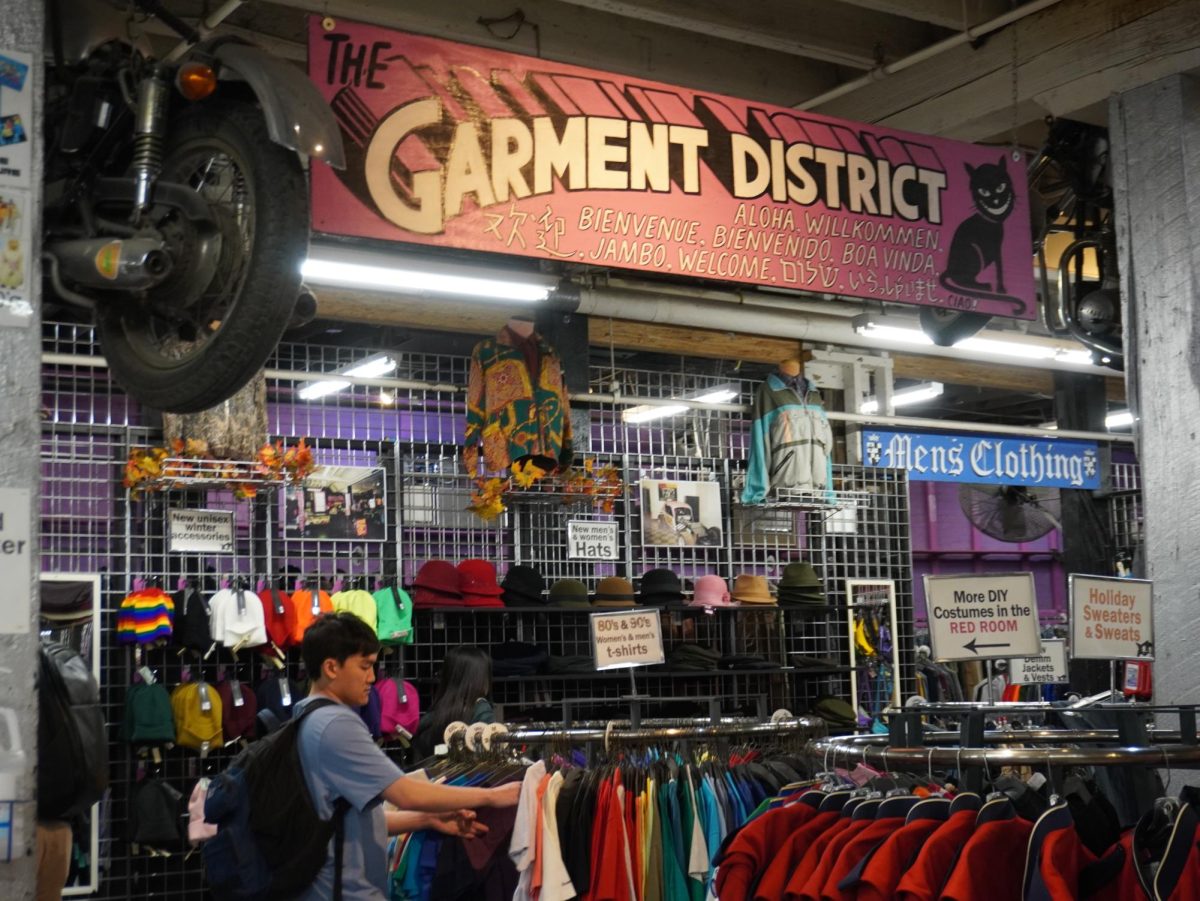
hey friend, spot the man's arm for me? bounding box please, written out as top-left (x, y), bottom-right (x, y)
top-left (381, 775), bottom-right (520, 813)
top-left (385, 809), bottom-right (489, 837)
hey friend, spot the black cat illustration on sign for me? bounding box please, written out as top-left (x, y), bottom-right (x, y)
top-left (939, 155), bottom-right (1026, 314)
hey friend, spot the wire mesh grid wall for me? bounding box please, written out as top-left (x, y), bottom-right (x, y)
top-left (1109, 460), bottom-right (1143, 562)
top-left (40, 320), bottom-right (915, 899)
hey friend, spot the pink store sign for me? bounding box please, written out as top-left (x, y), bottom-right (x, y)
top-left (308, 19), bottom-right (1035, 319)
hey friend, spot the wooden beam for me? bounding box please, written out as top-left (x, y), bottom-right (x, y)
top-left (813, 0), bottom-right (1200, 141)
top-left (316, 288), bottom-right (1125, 399)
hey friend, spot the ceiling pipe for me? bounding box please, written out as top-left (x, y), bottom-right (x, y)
top-left (570, 282), bottom-right (1112, 377)
top-left (795, 0), bottom-right (1066, 111)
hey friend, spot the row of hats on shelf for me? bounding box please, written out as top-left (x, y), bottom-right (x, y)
top-left (413, 560), bottom-right (827, 609)
top-left (123, 669), bottom-right (420, 751)
top-left (116, 581), bottom-right (415, 650)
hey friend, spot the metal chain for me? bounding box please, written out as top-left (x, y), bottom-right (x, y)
top-left (1010, 0), bottom-right (1021, 161)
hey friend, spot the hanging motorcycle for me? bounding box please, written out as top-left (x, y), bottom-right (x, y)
top-left (43, 0), bottom-right (344, 412)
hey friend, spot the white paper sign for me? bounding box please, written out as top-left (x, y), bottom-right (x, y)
top-left (567, 520), bottom-right (619, 560)
top-left (168, 509), bottom-right (235, 554)
top-left (0, 488), bottom-right (31, 634)
top-left (590, 608), bottom-right (665, 670)
top-left (0, 50), bottom-right (32, 190)
top-left (1070, 574), bottom-right (1154, 660)
top-left (923, 572), bottom-right (1041, 662)
top-left (1009, 639), bottom-right (1069, 685)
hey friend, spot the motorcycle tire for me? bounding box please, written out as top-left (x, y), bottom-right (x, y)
top-left (97, 100), bottom-right (307, 413)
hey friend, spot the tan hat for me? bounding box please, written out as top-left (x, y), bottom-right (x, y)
top-left (592, 576), bottom-right (636, 608)
top-left (731, 574), bottom-right (776, 605)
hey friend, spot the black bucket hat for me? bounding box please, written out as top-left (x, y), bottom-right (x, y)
top-left (638, 568), bottom-right (683, 606)
top-left (501, 565), bottom-right (546, 605)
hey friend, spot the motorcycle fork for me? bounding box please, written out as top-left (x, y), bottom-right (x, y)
top-left (131, 65), bottom-right (170, 218)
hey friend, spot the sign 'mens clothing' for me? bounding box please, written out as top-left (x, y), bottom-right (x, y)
top-left (307, 21), bottom-right (1035, 319)
top-left (863, 430), bottom-right (1100, 489)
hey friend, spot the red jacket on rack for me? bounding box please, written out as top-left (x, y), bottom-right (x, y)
top-left (894, 793), bottom-right (982, 901)
top-left (851, 797), bottom-right (951, 901)
top-left (714, 793), bottom-right (822, 901)
top-left (939, 797), bottom-right (1034, 901)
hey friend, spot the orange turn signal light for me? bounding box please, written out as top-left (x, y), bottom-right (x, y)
top-left (176, 62), bottom-right (217, 101)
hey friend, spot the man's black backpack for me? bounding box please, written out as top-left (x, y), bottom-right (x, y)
top-left (203, 698), bottom-right (350, 900)
top-left (38, 641), bottom-right (108, 820)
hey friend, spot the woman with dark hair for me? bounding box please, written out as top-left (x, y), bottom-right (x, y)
top-left (413, 646), bottom-right (495, 758)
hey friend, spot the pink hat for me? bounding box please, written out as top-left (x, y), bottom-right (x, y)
top-left (691, 575), bottom-right (733, 607)
top-left (377, 676), bottom-right (420, 738)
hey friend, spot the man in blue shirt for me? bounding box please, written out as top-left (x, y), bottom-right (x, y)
top-left (295, 613), bottom-right (520, 899)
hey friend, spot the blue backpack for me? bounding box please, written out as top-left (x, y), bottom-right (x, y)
top-left (203, 698), bottom-right (350, 899)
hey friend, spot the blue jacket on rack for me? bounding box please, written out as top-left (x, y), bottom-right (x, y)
top-left (741, 374), bottom-right (833, 504)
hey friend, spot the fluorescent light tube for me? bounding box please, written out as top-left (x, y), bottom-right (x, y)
top-left (861, 381), bottom-right (944, 414)
top-left (855, 323), bottom-right (933, 345)
top-left (342, 355), bottom-right (397, 379)
top-left (1106, 410), bottom-right (1134, 429)
top-left (622, 403), bottom-right (689, 423)
top-left (301, 247), bottom-right (557, 303)
top-left (692, 388), bottom-right (738, 404)
top-left (298, 379), bottom-right (350, 400)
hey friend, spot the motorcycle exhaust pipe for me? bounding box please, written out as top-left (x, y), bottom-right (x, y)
top-left (45, 237), bottom-right (173, 291)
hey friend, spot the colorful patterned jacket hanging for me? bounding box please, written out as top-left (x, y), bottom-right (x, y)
top-left (464, 327), bottom-right (572, 474)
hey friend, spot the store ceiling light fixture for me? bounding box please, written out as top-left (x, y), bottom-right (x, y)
top-left (298, 353), bottom-right (397, 401)
top-left (1106, 410), bottom-right (1134, 429)
top-left (860, 381), bottom-right (944, 414)
top-left (621, 385), bottom-right (739, 423)
top-left (301, 245), bottom-right (559, 303)
top-left (853, 320), bottom-right (1095, 366)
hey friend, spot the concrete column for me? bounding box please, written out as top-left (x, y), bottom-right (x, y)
top-left (1110, 73), bottom-right (1200, 705)
top-left (0, 1), bottom-right (42, 899)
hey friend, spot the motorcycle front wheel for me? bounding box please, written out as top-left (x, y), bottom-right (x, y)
top-left (97, 99), bottom-right (308, 413)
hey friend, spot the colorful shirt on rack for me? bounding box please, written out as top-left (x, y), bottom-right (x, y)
top-left (463, 326), bottom-right (572, 475)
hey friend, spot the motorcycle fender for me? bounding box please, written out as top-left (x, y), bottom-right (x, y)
top-left (208, 42), bottom-right (345, 170)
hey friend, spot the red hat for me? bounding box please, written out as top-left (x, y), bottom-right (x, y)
top-left (413, 560), bottom-right (463, 609)
top-left (414, 560), bottom-right (461, 595)
top-left (457, 559), bottom-right (502, 593)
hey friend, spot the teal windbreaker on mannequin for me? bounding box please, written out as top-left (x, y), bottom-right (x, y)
top-left (741, 373), bottom-right (833, 503)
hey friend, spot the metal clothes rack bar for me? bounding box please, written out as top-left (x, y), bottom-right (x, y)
top-left (493, 715), bottom-right (827, 746)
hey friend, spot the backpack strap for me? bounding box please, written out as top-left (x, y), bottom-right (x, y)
top-left (294, 697), bottom-right (349, 900)
top-left (332, 798), bottom-right (350, 901)
top-left (388, 585), bottom-right (405, 614)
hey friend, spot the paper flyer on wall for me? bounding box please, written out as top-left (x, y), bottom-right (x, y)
top-left (0, 49), bottom-right (32, 327)
top-left (0, 50), bottom-right (31, 189)
top-left (640, 478), bottom-right (724, 547)
top-left (0, 186), bottom-right (31, 327)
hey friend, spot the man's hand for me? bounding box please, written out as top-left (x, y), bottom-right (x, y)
top-left (487, 782), bottom-right (522, 807)
top-left (428, 810), bottom-right (488, 839)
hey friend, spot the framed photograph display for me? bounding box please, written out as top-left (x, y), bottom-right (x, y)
top-left (639, 479), bottom-right (724, 547)
top-left (283, 466), bottom-right (387, 540)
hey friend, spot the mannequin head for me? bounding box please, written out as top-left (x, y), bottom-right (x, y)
top-left (505, 316), bottom-right (535, 338)
top-left (778, 358), bottom-right (802, 378)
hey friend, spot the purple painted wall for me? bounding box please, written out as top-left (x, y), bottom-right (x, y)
top-left (909, 480), bottom-right (1066, 628)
